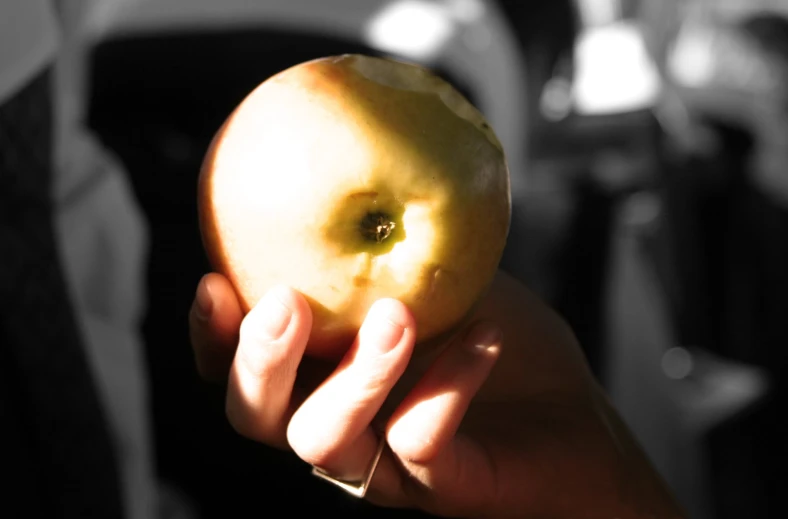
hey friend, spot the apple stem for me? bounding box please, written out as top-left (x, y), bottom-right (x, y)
top-left (361, 212), bottom-right (396, 243)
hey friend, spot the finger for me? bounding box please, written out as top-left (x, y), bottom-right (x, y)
top-left (376, 321), bottom-right (501, 513)
top-left (189, 273), bottom-right (244, 381)
top-left (387, 321), bottom-right (501, 462)
top-left (287, 298), bottom-right (416, 481)
top-left (225, 285), bottom-right (312, 449)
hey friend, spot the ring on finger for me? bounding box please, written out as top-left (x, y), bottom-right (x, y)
top-left (311, 433), bottom-right (387, 498)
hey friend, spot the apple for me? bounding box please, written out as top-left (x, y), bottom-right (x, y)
top-left (198, 54), bottom-right (511, 360)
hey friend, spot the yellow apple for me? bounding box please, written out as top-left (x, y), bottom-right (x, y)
top-left (199, 54), bottom-right (511, 360)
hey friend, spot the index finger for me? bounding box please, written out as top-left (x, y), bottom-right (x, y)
top-left (188, 273), bottom-right (244, 381)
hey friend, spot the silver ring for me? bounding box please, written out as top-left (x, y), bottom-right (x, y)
top-left (311, 435), bottom-right (387, 498)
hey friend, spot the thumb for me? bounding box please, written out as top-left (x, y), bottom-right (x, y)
top-left (189, 273), bottom-right (244, 381)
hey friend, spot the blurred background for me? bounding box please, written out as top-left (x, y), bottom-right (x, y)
top-left (62, 0), bottom-right (788, 517)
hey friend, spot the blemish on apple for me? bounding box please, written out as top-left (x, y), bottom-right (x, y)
top-left (423, 264), bottom-right (446, 300)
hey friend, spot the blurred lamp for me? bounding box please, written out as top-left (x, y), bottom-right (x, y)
top-left (365, 0), bottom-right (457, 62)
top-left (571, 21), bottom-right (662, 115)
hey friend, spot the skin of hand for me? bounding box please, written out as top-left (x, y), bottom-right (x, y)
top-left (188, 269), bottom-right (686, 519)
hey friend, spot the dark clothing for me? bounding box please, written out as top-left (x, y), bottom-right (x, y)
top-left (0, 69), bottom-right (125, 518)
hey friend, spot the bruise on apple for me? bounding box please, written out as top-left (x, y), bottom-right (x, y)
top-left (422, 263), bottom-right (446, 301)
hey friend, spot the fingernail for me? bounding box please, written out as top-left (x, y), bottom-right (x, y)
top-left (463, 323), bottom-right (501, 354)
top-left (194, 279), bottom-right (213, 321)
top-left (366, 300), bottom-right (406, 353)
top-left (257, 289), bottom-right (292, 339)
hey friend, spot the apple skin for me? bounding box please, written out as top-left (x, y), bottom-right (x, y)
top-left (199, 54), bottom-right (511, 360)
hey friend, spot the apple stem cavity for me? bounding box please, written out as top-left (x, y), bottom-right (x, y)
top-left (361, 212), bottom-right (396, 243)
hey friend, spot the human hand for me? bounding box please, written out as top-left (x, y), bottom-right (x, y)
top-left (189, 270), bottom-right (686, 518)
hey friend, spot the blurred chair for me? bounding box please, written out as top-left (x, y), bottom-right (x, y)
top-left (663, 9), bottom-right (788, 518)
top-left (605, 192), bottom-right (770, 519)
top-left (613, 3), bottom-right (788, 517)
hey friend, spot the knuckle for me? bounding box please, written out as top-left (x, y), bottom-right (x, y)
top-left (362, 369), bottom-right (394, 396)
top-left (353, 356), bottom-right (405, 400)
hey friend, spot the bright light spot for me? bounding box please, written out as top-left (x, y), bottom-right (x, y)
top-left (662, 347), bottom-right (694, 380)
top-left (572, 21), bottom-right (662, 115)
top-left (365, 0), bottom-right (456, 62)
